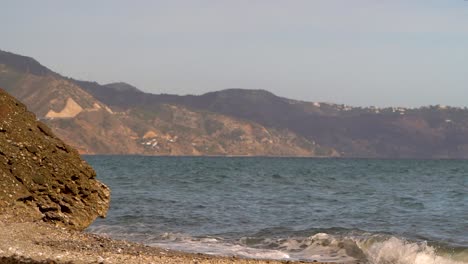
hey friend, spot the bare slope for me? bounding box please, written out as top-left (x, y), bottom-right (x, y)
top-left (0, 50), bottom-right (326, 156)
top-left (82, 83), bottom-right (468, 158)
top-left (3, 49), bottom-right (468, 158)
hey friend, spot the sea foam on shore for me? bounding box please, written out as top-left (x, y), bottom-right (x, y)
top-left (89, 224), bottom-right (468, 264)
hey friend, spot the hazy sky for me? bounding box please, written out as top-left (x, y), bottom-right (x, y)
top-left (2, 0), bottom-right (468, 107)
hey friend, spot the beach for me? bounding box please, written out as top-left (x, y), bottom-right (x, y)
top-left (0, 217), bottom-right (326, 264)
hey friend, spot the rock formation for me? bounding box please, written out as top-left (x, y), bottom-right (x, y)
top-left (0, 88), bottom-right (110, 230)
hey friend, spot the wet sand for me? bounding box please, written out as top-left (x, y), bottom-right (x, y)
top-left (0, 218), bottom-right (332, 264)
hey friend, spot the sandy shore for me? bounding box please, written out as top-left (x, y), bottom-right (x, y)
top-left (0, 218), bottom-right (334, 264)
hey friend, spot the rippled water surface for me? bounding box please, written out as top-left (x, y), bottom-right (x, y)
top-left (85, 156), bottom-right (468, 263)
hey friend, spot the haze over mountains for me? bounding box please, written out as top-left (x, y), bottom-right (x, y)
top-left (1, 49), bottom-right (468, 158)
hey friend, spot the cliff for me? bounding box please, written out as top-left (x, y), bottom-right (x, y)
top-left (0, 88), bottom-right (110, 230)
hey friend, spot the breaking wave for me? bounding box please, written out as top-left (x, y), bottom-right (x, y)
top-left (239, 232), bottom-right (467, 264)
top-left (88, 225), bottom-right (468, 264)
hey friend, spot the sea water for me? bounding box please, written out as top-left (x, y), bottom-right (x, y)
top-left (85, 156), bottom-right (468, 263)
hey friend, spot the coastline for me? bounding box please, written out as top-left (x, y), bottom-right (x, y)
top-left (0, 219), bottom-right (328, 264)
top-left (81, 154), bottom-right (468, 161)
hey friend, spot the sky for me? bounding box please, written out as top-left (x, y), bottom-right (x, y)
top-left (1, 0), bottom-right (468, 107)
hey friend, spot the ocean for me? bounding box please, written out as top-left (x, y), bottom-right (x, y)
top-left (85, 156), bottom-right (468, 264)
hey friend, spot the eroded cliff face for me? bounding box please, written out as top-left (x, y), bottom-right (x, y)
top-left (0, 88), bottom-right (110, 230)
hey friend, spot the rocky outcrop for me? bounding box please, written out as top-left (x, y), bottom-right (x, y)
top-left (0, 88), bottom-right (110, 230)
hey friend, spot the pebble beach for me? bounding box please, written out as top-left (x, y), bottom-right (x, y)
top-left (0, 217), bottom-right (329, 264)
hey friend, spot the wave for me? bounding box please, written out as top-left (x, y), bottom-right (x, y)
top-left (356, 236), bottom-right (468, 264)
top-left (157, 232), bottom-right (468, 263)
top-left (87, 226), bottom-right (468, 264)
top-left (151, 234), bottom-right (291, 260)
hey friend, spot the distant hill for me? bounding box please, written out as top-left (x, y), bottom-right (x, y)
top-left (2, 49), bottom-right (468, 158)
top-left (0, 50), bottom-right (53, 76)
top-left (0, 50), bottom-right (330, 156)
top-left (104, 82), bottom-right (142, 93)
top-left (77, 79), bottom-right (468, 158)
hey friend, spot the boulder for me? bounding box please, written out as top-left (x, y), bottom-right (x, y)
top-left (0, 88), bottom-right (110, 230)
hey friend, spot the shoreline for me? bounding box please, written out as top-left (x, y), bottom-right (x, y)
top-left (81, 154), bottom-right (468, 161)
top-left (0, 218), bottom-right (329, 264)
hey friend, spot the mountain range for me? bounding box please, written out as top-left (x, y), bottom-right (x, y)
top-left (1, 49), bottom-right (468, 158)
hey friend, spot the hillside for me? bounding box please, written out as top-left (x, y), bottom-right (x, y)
top-left (2, 49), bottom-right (468, 158)
top-left (0, 50), bottom-right (331, 156)
top-left (76, 79), bottom-right (468, 158)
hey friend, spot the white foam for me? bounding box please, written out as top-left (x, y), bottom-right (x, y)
top-left (357, 237), bottom-right (468, 264)
top-left (88, 227), bottom-right (467, 264)
top-left (150, 239), bottom-right (290, 260)
top-left (151, 232), bottom-right (358, 262)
